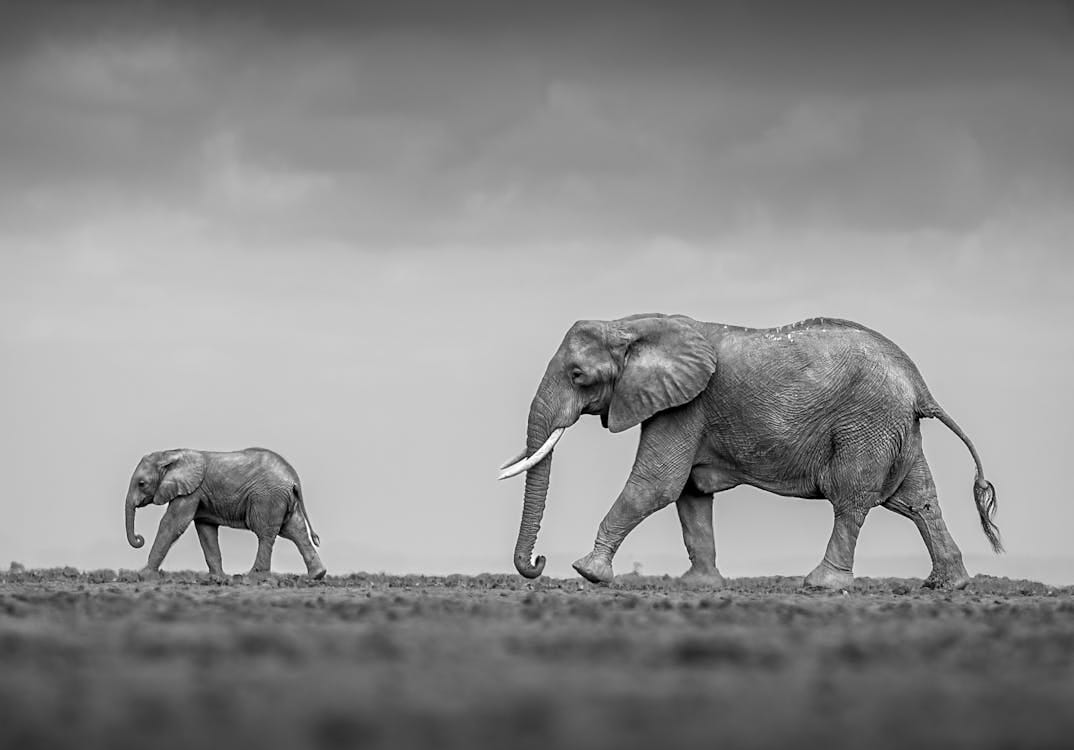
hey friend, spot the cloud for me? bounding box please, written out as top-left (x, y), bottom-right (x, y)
top-left (1, 1), bottom-right (1072, 247)
top-left (201, 131), bottom-right (335, 210)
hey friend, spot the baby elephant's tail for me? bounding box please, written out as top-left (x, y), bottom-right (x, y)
top-left (292, 483), bottom-right (320, 547)
top-left (926, 406), bottom-right (1003, 553)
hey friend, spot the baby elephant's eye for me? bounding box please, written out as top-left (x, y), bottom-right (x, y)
top-left (137, 479), bottom-right (146, 487)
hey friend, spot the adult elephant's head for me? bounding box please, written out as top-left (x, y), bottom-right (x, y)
top-left (499, 314), bottom-right (717, 578)
top-left (124, 450), bottom-right (206, 548)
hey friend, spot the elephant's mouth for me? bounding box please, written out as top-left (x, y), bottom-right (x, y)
top-left (497, 428), bottom-right (565, 480)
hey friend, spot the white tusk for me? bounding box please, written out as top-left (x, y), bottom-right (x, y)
top-left (497, 428), bottom-right (566, 480)
top-left (499, 448), bottom-right (528, 471)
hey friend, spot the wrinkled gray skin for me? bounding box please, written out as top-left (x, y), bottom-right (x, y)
top-left (507, 314), bottom-right (1000, 590)
top-left (125, 447), bottom-right (325, 579)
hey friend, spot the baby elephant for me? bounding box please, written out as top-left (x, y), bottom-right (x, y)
top-left (124, 447), bottom-right (326, 579)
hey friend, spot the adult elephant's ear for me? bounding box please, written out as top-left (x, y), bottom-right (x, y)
top-left (153, 450), bottom-right (206, 505)
top-left (606, 315), bottom-right (717, 433)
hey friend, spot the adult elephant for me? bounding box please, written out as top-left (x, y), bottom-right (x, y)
top-left (125, 447), bottom-right (325, 579)
top-left (499, 314), bottom-right (1000, 590)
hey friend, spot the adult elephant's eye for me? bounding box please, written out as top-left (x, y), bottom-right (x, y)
top-left (572, 368), bottom-right (595, 386)
top-left (138, 480), bottom-right (145, 487)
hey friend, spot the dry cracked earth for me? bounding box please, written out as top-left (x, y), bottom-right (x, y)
top-left (1, 567), bottom-right (1073, 750)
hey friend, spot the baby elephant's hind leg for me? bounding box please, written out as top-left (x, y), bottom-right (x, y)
top-left (249, 535), bottom-right (276, 576)
top-left (280, 510), bottom-right (326, 580)
top-left (246, 489), bottom-right (291, 578)
top-left (883, 454), bottom-right (970, 590)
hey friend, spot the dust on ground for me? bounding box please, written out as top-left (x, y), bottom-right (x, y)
top-left (1, 567), bottom-right (1072, 750)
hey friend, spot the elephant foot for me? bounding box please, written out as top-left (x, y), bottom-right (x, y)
top-left (137, 567), bottom-right (161, 581)
top-left (572, 552), bottom-right (614, 584)
top-left (803, 563), bottom-right (854, 591)
top-left (243, 570), bottom-right (273, 584)
top-left (680, 565), bottom-right (726, 588)
top-left (923, 563), bottom-right (970, 590)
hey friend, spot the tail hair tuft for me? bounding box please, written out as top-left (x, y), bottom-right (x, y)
top-left (974, 478), bottom-right (1003, 554)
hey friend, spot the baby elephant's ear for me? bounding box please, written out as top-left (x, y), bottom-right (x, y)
top-left (153, 450), bottom-right (206, 505)
top-left (607, 316), bottom-right (717, 434)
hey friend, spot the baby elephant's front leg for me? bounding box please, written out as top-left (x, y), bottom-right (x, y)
top-left (144, 496), bottom-right (199, 573)
top-left (195, 521), bottom-right (225, 577)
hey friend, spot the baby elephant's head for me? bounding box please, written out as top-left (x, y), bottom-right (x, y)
top-left (126, 453), bottom-right (164, 511)
top-left (124, 450), bottom-right (205, 549)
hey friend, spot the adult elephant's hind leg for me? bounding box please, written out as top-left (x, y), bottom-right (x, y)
top-left (676, 490), bottom-right (725, 586)
top-left (882, 454), bottom-right (970, 590)
top-left (804, 505), bottom-right (868, 591)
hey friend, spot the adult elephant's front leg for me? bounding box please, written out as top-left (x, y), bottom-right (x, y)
top-left (676, 490), bottom-right (725, 585)
top-left (573, 412), bottom-right (699, 584)
top-left (144, 496), bottom-right (199, 573)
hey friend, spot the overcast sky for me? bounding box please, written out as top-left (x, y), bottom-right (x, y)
top-left (2, 1), bottom-right (1072, 582)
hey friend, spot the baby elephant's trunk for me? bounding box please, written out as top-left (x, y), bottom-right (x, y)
top-left (125, 495), bottom-right (145, 548)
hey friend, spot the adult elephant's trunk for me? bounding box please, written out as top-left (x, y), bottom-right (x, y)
top-left (514, 455), bottom-right (552, 578)
top-left (125, 495), bottom-right (145, 548)
top-left (512, 386), bottom-right (562, 579)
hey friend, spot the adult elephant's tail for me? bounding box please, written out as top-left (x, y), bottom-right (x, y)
top-left (924, 405), bottom-right (1003, 553)
top-left (292, 483), bottom-right (320, 547)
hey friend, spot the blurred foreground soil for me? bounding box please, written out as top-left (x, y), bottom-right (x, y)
top-left (1, 568), bottom-right (1072, 750)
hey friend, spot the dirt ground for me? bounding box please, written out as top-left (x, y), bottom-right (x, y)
top-left (1, 568), bottom-right (1072, 750)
